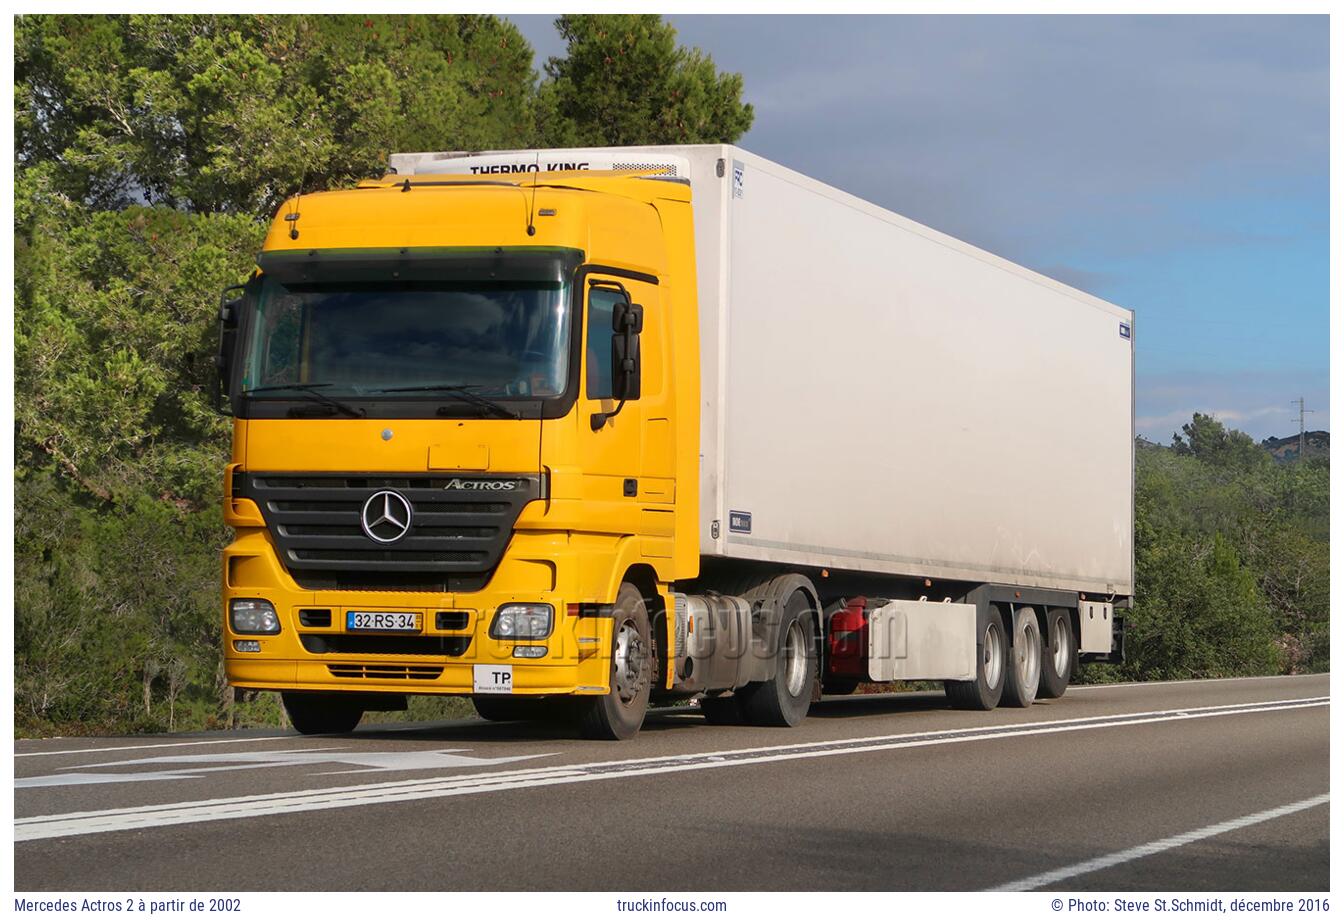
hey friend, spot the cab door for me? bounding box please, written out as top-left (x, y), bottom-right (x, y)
top-left (578, 274), bottom-right (675, 548)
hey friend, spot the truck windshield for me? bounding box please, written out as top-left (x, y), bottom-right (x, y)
top-left (240, 277), bottom-right (571, 399)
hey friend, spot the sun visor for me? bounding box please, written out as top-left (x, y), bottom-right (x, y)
top-left (256, 247), bottom-right (584, 286)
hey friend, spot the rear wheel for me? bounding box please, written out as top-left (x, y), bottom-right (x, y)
top-left (944, 606), bottom-right (1007, 711)
top-left (576, 583), bottom-right (652, 740)
top-left (1002, 607), bottom-right (1042, 708)
top-left (738, 590), bottom-right (818, 727)
top-left (1038, 607), bottom-right (1075, 699)
top-left (282, 692), bottom-right (364, 735)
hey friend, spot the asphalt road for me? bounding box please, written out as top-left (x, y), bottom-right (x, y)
top-left (14, 674), bottom-right (1329, 892)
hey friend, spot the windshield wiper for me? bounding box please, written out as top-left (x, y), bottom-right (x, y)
top-left (374, 383), bottom-right (520, 419)
top-left (243, 382), bottom-right (365, 418)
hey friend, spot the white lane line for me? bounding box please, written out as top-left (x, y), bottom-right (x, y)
top-left (15, 696), bottom-right (1326, 842)
top-left (17, 675), bottom-right (1326, 759)
top-left (16, 735), bottom-right (302, 758)
top-left (990, 794), bottom-right (1331, 891)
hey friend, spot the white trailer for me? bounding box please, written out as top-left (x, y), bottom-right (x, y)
top-left (389, 145), bottom-right (1132, 721)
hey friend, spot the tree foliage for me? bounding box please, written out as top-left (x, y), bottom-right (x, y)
top-left (17, 15), bottom-right (542, 217)
top-left (542, 15), bottom-right (754, 146)
top-left (14, 13), bottom-right (753, 735)
top-left (1084, 421), bottom-right (1329, 683)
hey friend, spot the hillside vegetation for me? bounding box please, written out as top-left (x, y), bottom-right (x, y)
top-left (1085, 414), bottom-right (1328, 683)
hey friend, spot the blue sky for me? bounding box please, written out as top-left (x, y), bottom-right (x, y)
top-left (510, 14), bottom-right (1330, 443)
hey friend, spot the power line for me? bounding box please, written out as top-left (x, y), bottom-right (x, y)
top-left (1290, 397), bottom-right (1314, 460)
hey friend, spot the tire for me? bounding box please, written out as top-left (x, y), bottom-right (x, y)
top-left (576, 583), bottom-right (653, 740)
top-left (282, 692), bottom-right (364, 735)
top-left (944, 605), bottom-right (1007, 711)
top-left (822, 677), bottom-right (861, 696)
top-left (472, 695), bottom-right (565, 723)
top-left (1002, 606), bottom-right (1043, 708)
top-left (699, 695), bottom-right (744, 725)
top-left (1038, 607), bottom-right (1076, 700)
top-left (737, 590), bottom-right (818, 727)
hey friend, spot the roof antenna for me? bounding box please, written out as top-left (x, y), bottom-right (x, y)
top-left (526, 150), bottom-right (540, 237)
top-left (286, 166), bottom-right (308, 240)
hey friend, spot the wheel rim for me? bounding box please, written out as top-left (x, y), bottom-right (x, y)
top-left (783, 619), bottom-right (808, 698)
top-left (1020, 618), bottom-right (1042, 690)
top-left (983, 622), bottom-right (1004, 690)
top-left (1050, 615), bottom-right (1069, 678)
top-left (613, 616), bottom-right (648, 704)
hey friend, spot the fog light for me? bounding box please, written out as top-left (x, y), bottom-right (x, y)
top-left (230, 598), bottom-right (280, 634)
top-left (513, 645), bottom-right (547, 659)
top-left (233, 639), bottom-right (261, 653)
top-left (490, 603), bottom-right (554, 639)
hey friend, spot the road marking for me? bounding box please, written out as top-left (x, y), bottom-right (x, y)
top-left (989, 793), bottom-right (1331, 891)
top-left (17, 748), bottom-right (557, 788)
top-left (14, 695), bottom-right (1326, 842)
top-left (15, 735), bottom-right (299, 758)
top-left (15, 675), bottom-right (1325, 759)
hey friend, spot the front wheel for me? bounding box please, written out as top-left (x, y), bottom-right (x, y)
top-left (282, 692), bottom-right (364, 735)
top-left (576, 583), bottom-right (652, 740)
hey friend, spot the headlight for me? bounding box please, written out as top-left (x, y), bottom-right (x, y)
top-left (230, 598), bottom-right (280, 635)
top-left (490, 603), bottom-right (553, 640)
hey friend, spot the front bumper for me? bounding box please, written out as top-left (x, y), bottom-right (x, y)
top-left (223, 529), bottom-right (613, 697)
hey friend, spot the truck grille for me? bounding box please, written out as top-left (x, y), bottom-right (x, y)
top-left (327, 664), bottom-right (445, 681)
top-left (236, 473), bottom-right (542, 578)
top-left (301, 634), bottom-right (472, 657)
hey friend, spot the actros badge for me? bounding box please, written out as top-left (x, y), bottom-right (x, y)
top-left (443, 478), bottom-right (518, 491)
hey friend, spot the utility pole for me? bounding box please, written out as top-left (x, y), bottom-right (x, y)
top-left (1291, 397), bottom-right (1314, 460)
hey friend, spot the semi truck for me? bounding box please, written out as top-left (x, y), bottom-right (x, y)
top-left (217, 144), bottom-right (1132, 740)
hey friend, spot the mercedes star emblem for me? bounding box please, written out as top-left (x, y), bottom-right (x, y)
top-left (360, 490), bottom-right (413, 544)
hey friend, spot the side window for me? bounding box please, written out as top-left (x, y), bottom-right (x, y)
top-left (586, 288), bottom-right (621, 399)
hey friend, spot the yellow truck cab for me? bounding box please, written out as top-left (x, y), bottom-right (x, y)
top-left (219, 146), bottom-right (1130, 740)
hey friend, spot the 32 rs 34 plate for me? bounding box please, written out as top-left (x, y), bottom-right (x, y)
top-left (346, 611), bottom-right (421, 633)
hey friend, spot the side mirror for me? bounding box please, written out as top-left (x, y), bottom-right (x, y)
top-left (215, 284), bottom-right (246, 414)
top-left (610, 302), bottom-right (643, 401)
top-left (589, 281), bottom-right (644, 431)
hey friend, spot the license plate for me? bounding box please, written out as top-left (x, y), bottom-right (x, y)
top-left (346, 611), bottom-right (421, 632)
top-left (473, 664), bottom-right (513, 694)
